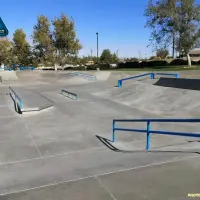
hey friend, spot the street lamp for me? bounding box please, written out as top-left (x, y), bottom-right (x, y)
top-left (96, 32), bottom-right (99, 62)
top-left (116, 49), bottom-right (120, 57)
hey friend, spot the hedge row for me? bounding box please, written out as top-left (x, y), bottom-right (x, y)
top-left (71, 59), bottom-right (200, 70)
top-left (42, 59), bottom-right (200, 71)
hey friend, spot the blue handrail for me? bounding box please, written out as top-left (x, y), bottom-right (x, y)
top-left (118, 73), bottom-right (154, 88)
top-left (9, 86), bottom-right (23, 112)
top-left (117, 72), bottom-right (180, 88)
top-left (155, 73), bottom-right (179, 78)
top-left (112, 118), bottom-right (200, 151)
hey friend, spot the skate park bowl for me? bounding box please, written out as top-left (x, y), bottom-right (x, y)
top-left (1, 70), bottom-right (200, 199)
top-left (112, 118), bottom-right (200, 151)
top-left (117, 72), bottom-right (179, 88)
top-left (61, 89), bottom-right (78, 100)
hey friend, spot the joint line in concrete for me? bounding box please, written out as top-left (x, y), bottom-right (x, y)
top-left (0, 155), bottom-right (199, 196)
top-left (95, 176), bottom-right (118, 200)
top-left (24, 123), bottom-right (43, 159)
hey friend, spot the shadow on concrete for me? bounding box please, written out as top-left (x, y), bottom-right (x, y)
top-left (96, 135), bottom-right (200, 154)
top-left (154, 77), bottom-right (200, 91)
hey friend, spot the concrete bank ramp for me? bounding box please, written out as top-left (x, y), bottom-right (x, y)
top-left (59, 76), bottom-right (94, 85)
top-left (94, 71), bottom-right (111, 81)
top-left (154, 77), bottom-right (200, 91)
top-left (16, 71), bottom-right (59, 81)
top-left (93, 81), bottom-right (200, 117)
top-left (10, 87), bottom-right (54, 112)
top-left (0, 71), bottom-right (18, 81)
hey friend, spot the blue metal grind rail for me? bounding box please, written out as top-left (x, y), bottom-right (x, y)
top-left (61, 89), bottom-right (78, 100)
top-left (118, 73), bottom-right (154, 88)
top-left (112, 119), bottom-right (200, 150)
top-left (9, 86), bottom-right (23, 112)
top-left (117, 72), bottom-right (180, 88)
top-left (155, 73), bottom-right (179, 78)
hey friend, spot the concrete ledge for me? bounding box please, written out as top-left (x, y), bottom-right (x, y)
top-left (9, 86), bottom-right (54, 113)
top-left (61, 89), bottom-right (77, 100)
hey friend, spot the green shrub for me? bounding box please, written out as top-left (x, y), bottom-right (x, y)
top-left (99, 64), bottom-right (111, 70)
top-left (72, 66), bottom-right (85, 71)
top-left (170, 59), bottom-right (187, 65)
top-left (86, 65), bottom-right (98, 70)
top-left (191, 61), bottom-right (199, 65)
top-left (64, 67), bottom-right (75, 70)
top-left (141, 60), bottom-right (168, 67)
top-left (118, 61), bottom-right (141, 68)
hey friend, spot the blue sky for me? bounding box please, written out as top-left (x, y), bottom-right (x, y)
top-left (1, 0), bottom-right (156, 58)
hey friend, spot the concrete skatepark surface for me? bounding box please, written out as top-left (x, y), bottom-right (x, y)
top-left (0, 70), bottom-right (200, 199)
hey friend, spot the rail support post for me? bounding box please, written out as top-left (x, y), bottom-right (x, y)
top-left (118, 80), bottom-right (122, 88)
top-left (146, 121), bottom-right (151, 151)
top-left (151, 73), bottom-right (155, 80)
top-left (19, 100), bottom-right (22, 110)
top-left (112, 120), bottom-right (116, 142)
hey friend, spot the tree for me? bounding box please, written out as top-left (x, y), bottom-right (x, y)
top-left (13, 29), bottom-right (31, 65)
top-left (33, 15), bottom-right (55, 67)
top-left (52, 13), bottom-right (82, 67)
top-left (156, 48), bottom-right (169, 58)
top-left (175, 0), bottom-right (200, 66)
top-left (100, 49), bottom-right (113, 64)
top-left (112, 53), bottom-right (119, 63)
top-left (0, 39), bottom-right (13, 65)
top-left (145, 0), bottom-right (200, 66)
top-left (145, 0), bottom-right (177, 50)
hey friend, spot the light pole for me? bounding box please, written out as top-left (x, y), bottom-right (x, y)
top-left (90, 49), bottom-right (93, 60)
top-left (116, 49), bottom-right (120, 57)
top-left (138, 50), bottom-right (141, 59)
top-left (96, 32), bottom-right (99, 62)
